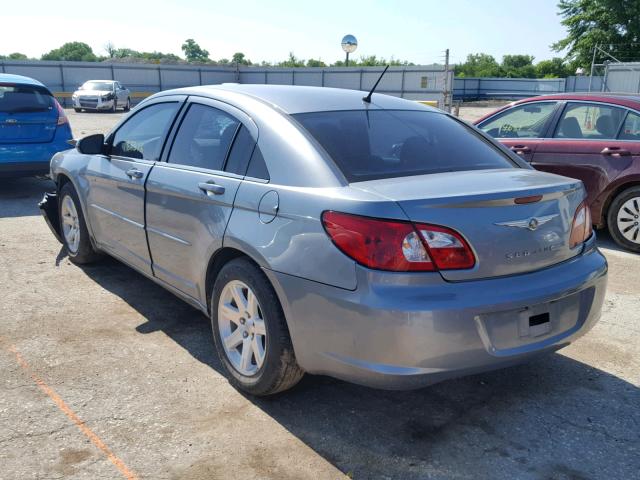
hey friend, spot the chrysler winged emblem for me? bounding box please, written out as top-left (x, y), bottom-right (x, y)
top-left (494, 214), bottom-right (558, 231)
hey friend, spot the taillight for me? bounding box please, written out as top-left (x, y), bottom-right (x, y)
top-left (54, 99), bottom-right (68, 126)
top-left (569, 201), bottom-right (592, 248)
top-left (321, 211), bottom-right (475, 272)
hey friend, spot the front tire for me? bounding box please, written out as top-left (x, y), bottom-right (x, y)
top-left (73, 108), bottom-right (81, 113)
top-left (124, 98), bottom-right (131, 112)
top-left (211, 258), bottom-right (303, 395)
top-left (110, 100), bottom-right (117, 113)
top-left (58, 183), bottom-right (101, 264)
top-left (607, 186), bottom-right (640, 253)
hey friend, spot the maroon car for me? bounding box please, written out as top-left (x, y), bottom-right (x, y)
top-left (475, 93), bottom-right (640, 252)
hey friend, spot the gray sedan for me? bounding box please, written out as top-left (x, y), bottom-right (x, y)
top-left (41, 84), bottom-right (607, 395)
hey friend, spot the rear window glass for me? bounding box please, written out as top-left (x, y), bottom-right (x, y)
top-left (293, 110), bottom-right (514, 182)
top-left (0, 84), bottom-right (54, 113)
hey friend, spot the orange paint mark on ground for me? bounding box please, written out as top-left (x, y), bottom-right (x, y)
top-left (2, 339), bottom-right (139, 480)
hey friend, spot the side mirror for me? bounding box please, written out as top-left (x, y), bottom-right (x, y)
top-left (77, 134), bottom-right (105, 155)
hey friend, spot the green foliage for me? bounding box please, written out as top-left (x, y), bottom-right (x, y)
top-left (0, 52), bottom-right (29, 60)
top-left (277, 52), bottom-right (306, 68)
top-left (41, 42), bottom-right (97, 62)
top-left (552, 0), bottom-right (640, 68)
top-left (501, 54), bottom-right (536, 78)
top-left (232, 52), bottom-right (252, 65)
top-left (181, 39), bottom-right (210, 63)
top-left (306, 58), bottom-right (327, 67)
top-left (455, 53), bottom-right (502, 77)
top-left (535, 57), bottom-right (573, 77)
top-left (332, 55), bottom-right (414, 67)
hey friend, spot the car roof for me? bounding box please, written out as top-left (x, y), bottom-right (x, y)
top-left (0, 73), bottom-right (45, 87)
top-left (157, 84), bottom-right (435, 114)
top-left (514, 92), bottom-right (640, 109)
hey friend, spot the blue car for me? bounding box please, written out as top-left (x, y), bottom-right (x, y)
top-left (0, 73), bottom-right (73, 177)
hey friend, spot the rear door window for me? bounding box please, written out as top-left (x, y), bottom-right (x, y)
top-left (618, 111), bottom-right (640, 141)
top-left (168, 103), bottom-right (240, 171)
top-left (0, 84), bottom-right (54, 113)
top-left (554, 103), bottom-right (626, 139)
top-left (479, 102), bottom-right (557, 139)
top-left (110, 102), bottom-right (179, 160)
top-left (294, 110), bottom-right (514, 182)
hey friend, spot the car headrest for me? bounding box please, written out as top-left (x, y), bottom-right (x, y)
top-left (595, 115), bottom-right (615, 137)
top-left (559, 117), bottom-right (583, 138)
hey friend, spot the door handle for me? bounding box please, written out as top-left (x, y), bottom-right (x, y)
top-left (601, 147), bottom-right (631, 156)
top-left (198, 181), bottom-right (225, 195)
top-left (510, 145), bottom-right (531, 154)
top-left (126, 168), bottom-right (144, 179)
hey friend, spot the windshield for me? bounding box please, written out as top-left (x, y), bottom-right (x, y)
top-left (0, 84), bottom-right (54, 113)
top-left (81, 81), bottom-right (114, 91)
top-left (293, 110), bottom-right (515, 182)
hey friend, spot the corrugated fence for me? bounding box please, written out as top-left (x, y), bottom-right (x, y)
top-left (0, 60), bottom-right (451, 107)
top-left (453, 76), bottom-right (604, 100)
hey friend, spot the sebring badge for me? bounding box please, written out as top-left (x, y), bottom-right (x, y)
top-left (494, 214), bottom-right (558, 231)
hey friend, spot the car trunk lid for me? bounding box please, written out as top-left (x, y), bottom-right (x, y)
top-left (352, 168), bottom-right (585, 281)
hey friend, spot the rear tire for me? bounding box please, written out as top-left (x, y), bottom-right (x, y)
top-left (58, 182), bottom-right (102, 264)
top-left (607, 186), bottom-right (640, 253)
top-left (211, 258), bottom-right (304, 395)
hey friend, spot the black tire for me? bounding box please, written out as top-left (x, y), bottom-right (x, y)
top-left (58, 182), bottom-right (102, 264)
top-left (211, 258), bottom-right (304, 395)
top-left (124, 98), bottom-right (131, 112)
top-left (74, 108), bottom-right (81, 113)
top-left (110, 100), bottom-right (117, 113)
top-left (607, 186), bottom-right (640, 253)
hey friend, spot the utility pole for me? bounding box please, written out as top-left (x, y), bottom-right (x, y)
top-left (443, 48), bottom-right (451, 112)
top-left (588, 43), bottom-right (598, 92)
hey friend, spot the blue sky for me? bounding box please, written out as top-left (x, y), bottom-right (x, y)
top-left (3, 0), bottom-right (568, 64)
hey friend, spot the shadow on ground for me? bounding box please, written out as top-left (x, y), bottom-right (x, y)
top-left (0, 176), bottom-right (54, 218)
top-left (77, 256), bottom-right (640, 480)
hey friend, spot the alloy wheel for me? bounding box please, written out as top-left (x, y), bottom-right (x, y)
top-left (61, 195), bottom-right (80, 253)
top-left (217, 280), bottom-right (267, 376)
top-left (616, 196), bottom-right (640, 244)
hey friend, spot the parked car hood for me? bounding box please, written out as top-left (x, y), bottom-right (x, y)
top-left (73, 89), bottom-right (112, 96)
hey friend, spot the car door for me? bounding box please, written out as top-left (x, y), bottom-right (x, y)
top-left (531, 101), bottom-right (640, 211)
top-left (145, 98), bottom-right (258, 302)
top-left (116, 82), bottom-right (128, 103)
top-left (84, 97), bottom-right (183, 275)
top-left (476, 101), bottom-right (560, 162)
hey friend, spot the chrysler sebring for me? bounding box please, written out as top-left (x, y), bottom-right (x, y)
top-left (40, 84), bottom-right (607, 395)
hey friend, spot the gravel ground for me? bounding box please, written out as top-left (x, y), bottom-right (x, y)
top-left (0, 106), bottom-right (638, 480)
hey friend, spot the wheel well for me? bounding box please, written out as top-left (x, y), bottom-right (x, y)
top-left (56, 173), bottom-right (71, 191)
top-left (602, 181), bottom-right (640, 226)
top-left (204, 248), bottom-right (253, 314)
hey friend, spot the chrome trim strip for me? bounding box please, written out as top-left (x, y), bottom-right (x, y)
top-left (89, 203), bottom-right (144, 229)
top-left (146, 226), bottom-right (191, 246)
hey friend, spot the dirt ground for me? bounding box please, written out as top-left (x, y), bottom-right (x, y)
top-left (0, 107), bottom-right (638, 479)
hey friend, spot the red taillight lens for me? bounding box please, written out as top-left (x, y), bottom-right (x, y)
top-left (569, 201), bottom-right (592, 248)
top-left (321, 211), bottom-right (475, 272)
top-left (54, 99), bottom-right (68, 126)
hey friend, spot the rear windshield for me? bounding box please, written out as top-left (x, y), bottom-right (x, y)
top-left (293, 110), bottom-right (515, 182)
top-left (0, 84), bottom-right (54, 113)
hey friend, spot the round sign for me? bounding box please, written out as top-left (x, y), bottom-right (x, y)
top-left (341, 35), bottom-right (358, 54)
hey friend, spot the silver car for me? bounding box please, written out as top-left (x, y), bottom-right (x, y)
top-left (40, 84), bottom-right (607, 395)
top-left (72, 80), bottom-right (131, 112)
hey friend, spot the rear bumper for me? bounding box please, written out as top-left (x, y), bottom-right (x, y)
top-left (0, 126), bottom-right (72, 177)
top-left (267, 236), bottom-right (608, 389)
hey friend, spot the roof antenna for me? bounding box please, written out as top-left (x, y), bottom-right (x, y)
top-left (362, 65), bottom-right (389, 103)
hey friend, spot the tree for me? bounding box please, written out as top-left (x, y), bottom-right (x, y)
top-left (455, 53), bottom-right (502, 77)
top-left (501, 54), bottom-right (536, 78)
top-left (104, 41), bottom-right (117, 58)
top-left (41, 42), bottom-right (97, 62)
top-left (306, 58), bottom-right (326, 67)
top-left (278, 52), bottom-right (305, 67)
top-left (232, 52), bottom-right (251, 65)
top-left (535, 57), bottom-right (572, 77)
top-left (0, 52), bottom-right (28, 60)
top-left (553, 0), bottom-right (640, 68)
top-left (181, 39), bottom-right (210, 63)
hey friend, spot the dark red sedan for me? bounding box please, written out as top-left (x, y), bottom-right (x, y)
top-left (475, 93), bottom-right (640, 252)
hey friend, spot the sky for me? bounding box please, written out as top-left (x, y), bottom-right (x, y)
top-left (1, 0), bottom-right (568, 65)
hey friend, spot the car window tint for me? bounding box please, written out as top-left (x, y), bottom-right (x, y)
top-left (111, 102), bottom-right (179, 160)
top-left (294, 110), bottom-right (512, 183)
top-left (619, 111), bottom-right (640, 141)
top-left (0, 84), bottom-right (54, 113)
top-left (479, 102), bottom-right (556, 139)
top-left (554, 103), bottom-right (626, 140)
top-left (245, 146), bottom-right (269, 180)
top-left (225, 126), bottom-right (255, 175)
top-left (168, 103), bottom-right (240, 170)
